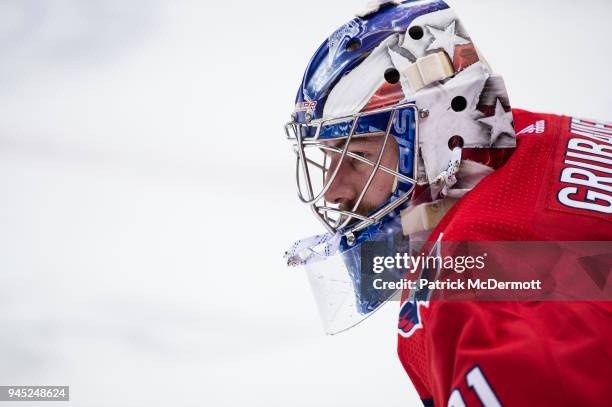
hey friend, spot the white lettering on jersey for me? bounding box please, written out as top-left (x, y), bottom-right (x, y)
top-left (557, 118), bottom-right (612, 214)
top-left (447, 366), bottom-right (502, 407)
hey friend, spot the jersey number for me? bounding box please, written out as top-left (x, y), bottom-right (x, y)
top-left (447, 366), bottom-right (502, 407)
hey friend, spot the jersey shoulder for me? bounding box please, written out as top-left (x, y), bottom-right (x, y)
top-left (438, 109), bottom-right (612, 241)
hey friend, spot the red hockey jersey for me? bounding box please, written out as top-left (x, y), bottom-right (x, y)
top-left (397, 109), bottom-right (612, 406)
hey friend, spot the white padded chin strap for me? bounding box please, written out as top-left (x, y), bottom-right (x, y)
top-left (402, 51), bottom-right (455, 93)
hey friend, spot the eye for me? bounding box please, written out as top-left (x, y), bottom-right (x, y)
top-left (351, 151), bottom-right (371, 162)
top-left (347, 140), bottom-right (381, 168)
top-left (350, 152), bottom-right (375, 171)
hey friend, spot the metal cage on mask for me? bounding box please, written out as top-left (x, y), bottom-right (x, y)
top-left (285, 102), bottom-right (422, 246)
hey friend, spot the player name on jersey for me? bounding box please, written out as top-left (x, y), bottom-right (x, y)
top-left (556, 118), bottom-right (612, 214)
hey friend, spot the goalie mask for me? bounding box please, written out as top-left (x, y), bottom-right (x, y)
top-left (284, 0), bottom-right (516, 334)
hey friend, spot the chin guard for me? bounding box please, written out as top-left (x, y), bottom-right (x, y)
top-left (286, 213), bottom-right (415, 335)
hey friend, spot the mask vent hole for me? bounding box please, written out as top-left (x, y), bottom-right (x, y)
top-left (384, 68), bottom-right (400, 84)
top-left (451, 96), bottom-right (467, 112)
top-left (448, 135), bottom-right (464, 149)
top-left (408, 26), bottom-right (424, 40)
top-left (346, 38), bottom-right (362, 52)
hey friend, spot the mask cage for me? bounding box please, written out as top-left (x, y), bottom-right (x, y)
top-left (285, 103), bottom-right (420, 241)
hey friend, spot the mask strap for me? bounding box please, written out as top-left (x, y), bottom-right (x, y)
top-left (402, 52), bottom-right (455, 93)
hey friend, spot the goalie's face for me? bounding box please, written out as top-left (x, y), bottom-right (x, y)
top-left (323, 134), bottom-right (399, 218)
top-left (286, 103), bottom-right (419, 241)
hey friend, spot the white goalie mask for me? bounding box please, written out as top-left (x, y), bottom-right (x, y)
top-left (284, 0), bottom-right (516, 334)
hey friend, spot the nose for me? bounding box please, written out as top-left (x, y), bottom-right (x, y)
top-left (324, 154), bottom-right (357, 206)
